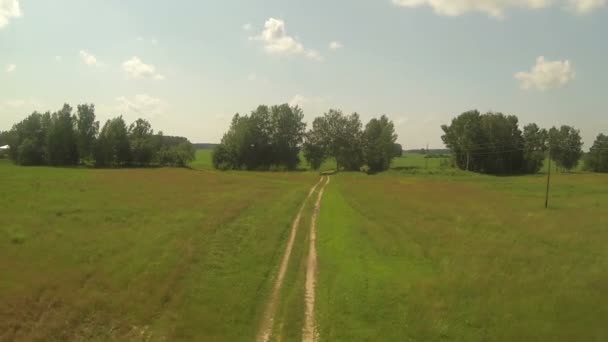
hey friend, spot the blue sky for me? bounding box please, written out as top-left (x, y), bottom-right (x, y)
top-left (1, 0), bottom-right (607, 148)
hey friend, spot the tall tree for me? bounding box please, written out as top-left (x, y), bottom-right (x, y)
top-left (269, 104), bottom-right (306, 170)
top-left (522, 123), bottom-right (548, 173)
top-left (304, 109), bottom-right (364, 171)
top-left (129, 118), bottom-right (155, 166)
top-left (442, 111), bottom-right (529, 174)
top-left (363, 115), bottom-right (398, 172)
top-left (584, 134), bottom-right (608, 173)
top-left (75, 104), bottom-right (99, 163)
top-left (8, 112), bottom-right (50, 165)
top-left (46, 104), bottom-right (79, 166)
top-left (94, 116), bottom-right (131, 166)
top-left (549, 125), bottom-right (583, 171)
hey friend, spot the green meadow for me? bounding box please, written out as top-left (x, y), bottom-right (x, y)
top-left (1, 152), bottom-right (607, 341)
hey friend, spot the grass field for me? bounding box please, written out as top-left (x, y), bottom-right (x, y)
top-left (316, 171), bottom-right (608, 341)
top-left (1, 151), bottom-right (607, 341)
top-left (0, 158), bottom-right (317, 340)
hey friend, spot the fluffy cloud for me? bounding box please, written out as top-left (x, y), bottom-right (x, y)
top-left (250, 18), bottom-right (322, 61)
top-left (514, 56), bottom-right (575, 91)
top-left (0, 0), bottom-right (21, 28)
top-left (329, 41), bottom-right (344, 50)
top-left (79, 50), bottom-right (98, 66)
top-left (116, 94), bottom-right (168, 119)
top-left (289, 94), bottom-right (308, 107)
top-left (392, 0), bottom-right (605, 17)
top-left (569, 0), bottom-right (607, 13)
top-left (5, 63), bottom-right (16, 73)
top-left (122, 57), bottom-right (164, 80)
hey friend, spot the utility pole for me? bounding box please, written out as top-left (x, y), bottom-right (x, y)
top-left (545, 148), bottom-right (552, 209)
top-left (425, 142), bottom-right (429, 170)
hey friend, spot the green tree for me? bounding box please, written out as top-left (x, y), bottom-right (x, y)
top-left (269, 104), bottom-right (306, 170)
top-left (128, 118), bottom-right (155, 166)
top-left (304, 109), bottom-right (364, 171)
top-left (46, 104), bottom-right (79, 166)
top-left (213, 104), bottom-right (306, 171)
top-left (7, 112), bottom-right (50, 165)
top-left (393, 143), bottom-right (403, 158)
top-left (442, 111), bottom-right (526, 174)
top-left (584, 134), bottom-right (608, 173)
top-left (363, 115), bottom-right (398, 173)
top-left (75, 104), bottom-right (99, 163)
top-left (522, 123), bottom-right (548, 173)
top-left (548, 125), bottom-right (583, 172)
top-left (95, 116), bottom-right (131, 167)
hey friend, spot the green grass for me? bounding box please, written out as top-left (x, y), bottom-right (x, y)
top-left (0, 159), bottom-right (318, 340)
top-left (2, 149), bottom-right (607, 341)
top-left (316, 170), bottom-right (608, 341)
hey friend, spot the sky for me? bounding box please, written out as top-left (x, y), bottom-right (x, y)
top-left (1, 0), bottom-right (607, 149)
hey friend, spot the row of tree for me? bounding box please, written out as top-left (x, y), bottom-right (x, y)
top-left (212, 104), bottom-right (401, 172)
top-left (4, 104), bottom-right (195, 167)
top-left (440, 110), bottom-right (596, 175)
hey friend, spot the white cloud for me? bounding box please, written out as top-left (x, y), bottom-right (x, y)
top-left (0, 98), bottom-right (43, 116)
top-left (122, 56), bottom-right (164, 80)
top-left (250, 18), bottom-right (322, 61)
top-left (329, 41), bottom-right (343, 50)
top-left (305, 49), bottom-right (323, 61)
top-left (138, 36), bottom-right (159, 45)
top-left (5, 63), bottom-right (16, 73)
top-left (0, 0), bottom-right (21, 29)
top-left (79, 50), bottom-right (99, 66)
top-left (568, 0), bottom-right (607, 13)
top-left (395, 116), bottom-right (409, 126)
top-left (289, 94), bottom-right (308, 107)
top-left (55, 56), bottom-right (62, 62)
top-left (242, 23), bottom-right (252, 31)
top-left (514, 56), bottom-right (575, 91)
top-left (116, 94), bottom-right (168, 119)
top-left (392, 0), bottom-right (606, 17)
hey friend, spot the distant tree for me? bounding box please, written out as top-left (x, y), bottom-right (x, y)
top-left (94, 116), bottom-right (131, 167)
top-left (75, 104), bottom-right (99, 163)
top-left (441, 110), bottom-right (483, 171)
top-left (269, 104), bottom-right (306, 170)
top-left (213, 104), bottom-right (306, 171)
top-left (154, 133), bottom-right (196, 167)
top-left (363, 115), bottom-right (398, 172)
top-left (584, 133), bottom-right (608, 173)
top-left (549, 125), bottom-right (583, 172)
top-left (46, 104), bottom-right (79, 166)
top-left (129, 118), bottom-right (155, 166)
top-left (7, 112), bottom-right (50, 165)
top-left (522, 123), bottom-right (548, 173)
top-left (393, 143), bottom-right (403, 158)
top-left (212, 144), bottom-right (234, 170)
top-left (304, 109), bottom-right (364, 171)
top-left (442, 110), bottom-right (527, 174)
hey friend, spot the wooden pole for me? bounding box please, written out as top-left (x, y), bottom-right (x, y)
top-left (545, 148), bottom-right (552, 209)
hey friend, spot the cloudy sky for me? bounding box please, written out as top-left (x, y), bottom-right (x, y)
top-left (1, 0), bottom-right (607, 148)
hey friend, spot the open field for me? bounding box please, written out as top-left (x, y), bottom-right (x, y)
top-left (1, 152), bottom-right (607, 341)
top-left (0, 159), bottom-right (317, 340)
top-left (316, 171), bottom-right (608, 341)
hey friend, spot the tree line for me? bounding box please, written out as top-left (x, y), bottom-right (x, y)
top-left (3, 104), bottom-right (195, 167)
top-left (212, 104), bottom-right (402, 173)
top-left (441, 110), bottom-right (607, 174)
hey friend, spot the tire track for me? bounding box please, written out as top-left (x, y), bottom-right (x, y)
top-left (303, 176), bottom-right (330, 342)
top-left (257, 177), bottom-right (325, 342)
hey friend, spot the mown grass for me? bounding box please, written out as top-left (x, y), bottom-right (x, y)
top-left (316, 170), bottom-right (608, 341)
top-left (0, 159), bottom-right (318, 340)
